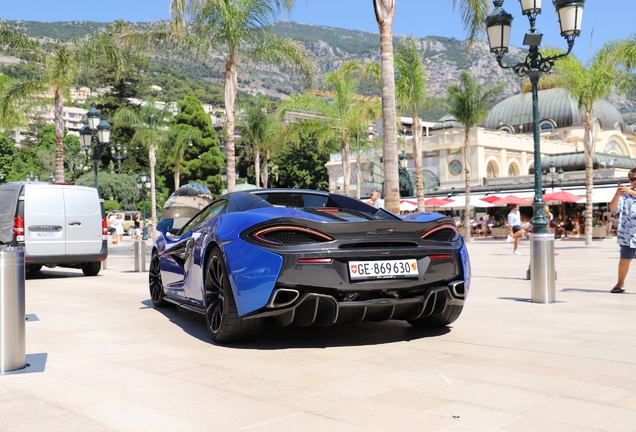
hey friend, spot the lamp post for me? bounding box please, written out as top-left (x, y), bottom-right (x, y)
top-left (80, 104), bottom-right (111, 191)
top-left (136, 171), bottom-right (151, 241)
top-left (542, 161), bottom-right (564, 192)
top-left (110, 142), bottom-right (128, 174)
top-left (25, 171), bottom-right (38, 182)
top-left (485, 0), bottom-right (584, 301)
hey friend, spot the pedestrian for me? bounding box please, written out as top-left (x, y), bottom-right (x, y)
top-left (109, 212), bottom-right (119, 244)
top-left (370, 189), bottom-right (384, 209)
top-left (609, 170), bottom-right (636, 293)
top-left (115, 213), bottom-right (124, 245)
top-left (506, 204), bottom-right (526, 255)
top-left (134, 212), bottom-right (142, 242)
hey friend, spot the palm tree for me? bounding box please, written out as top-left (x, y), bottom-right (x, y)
top-left (395, 36), bottom-right (427, 212)
top-left (123, 0), bottom-right (314, 194)
top-left (113, 100), bottom-right (172, 228)
top-left (279, 61), bottom-right (380, 197)
top-left (373, 0), bottom-right (489, 214)
top-left (0, 34), bottom-right (123, 182)
top-left (548, 44), bottom-right (621, 245)
top-left (164, 125), bottom-right (202, 190)
top-left (447, 71), bottom-right (502, 241)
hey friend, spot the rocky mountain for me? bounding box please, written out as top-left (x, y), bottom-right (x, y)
top-left (2, 19), bottom-right (634, 120)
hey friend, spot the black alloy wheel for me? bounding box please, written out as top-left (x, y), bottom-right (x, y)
top-left (204, 247), bottom-right (261, 344)
top-left (149, 252), bottom-right (170, 307)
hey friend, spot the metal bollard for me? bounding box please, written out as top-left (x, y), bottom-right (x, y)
top-left (133, 241), bottom-right (146, 272)
top-left (530, 233), bottom-right (556, 303)
top-left (0, 246), bottom-right (26, 373)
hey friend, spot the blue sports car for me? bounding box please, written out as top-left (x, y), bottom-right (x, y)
top-left (150, 189), bottom-right (470, 344)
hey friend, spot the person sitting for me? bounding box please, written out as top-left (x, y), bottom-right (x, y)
top-left (563, 215), bottom-right (574, 237)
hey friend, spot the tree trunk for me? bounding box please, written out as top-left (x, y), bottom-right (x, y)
top-left (174, 164), bottom-right (180, 190)
top-left (342, 138), bottom-right (351, 196)
top-left (413, 116), bottom-right (424, 212)
top-left (374, 0), bottom-right (399, 214)
top-left (463, 128), bottom-right (472, 241)
top-left (254, 142), bottom-right (260, 188)
top-left (149, 143), bottom-right (157, 229)
top-left (54, 87), bottom-right (65, 183)
top-left (355, 149), bottom-right (362, 200)
top-left (224, 61), bottom-right (238, 193)
top-left (262, 149), bottom-right (270, 188)
top-left (583, 104), bottom-right (595, 246)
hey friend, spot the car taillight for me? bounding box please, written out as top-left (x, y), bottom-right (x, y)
top-left (251, 226), bottom-right (334, 245)
top-left (421, 224), bottom-right (458, 242)
top-left (102, 218), bottom-right (109, 236)
top-left (13, 216), bottom-right (24, 237)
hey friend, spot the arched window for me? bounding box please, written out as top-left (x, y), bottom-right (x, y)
top-left (498, 125), bottom-right (514, 133)
top-left (487, 161), bottom-right (498, 178)
top-left (508, 164), bottom-right (518, 177)
top-left (604, 140), bottom-right (624, 155)
top-left (539, 119), bottom-right (556, 134)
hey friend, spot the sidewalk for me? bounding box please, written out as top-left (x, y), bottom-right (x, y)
top-left (1, 238), bottom-right (635, 431)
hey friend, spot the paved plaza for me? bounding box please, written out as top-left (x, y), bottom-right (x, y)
top-left (1, 236), bottom-right (636, 431)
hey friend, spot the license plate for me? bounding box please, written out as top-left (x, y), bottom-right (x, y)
top-left (36, 230), bottom-right (56, 237)
top-left (349, 259), bottom-right (418, 280)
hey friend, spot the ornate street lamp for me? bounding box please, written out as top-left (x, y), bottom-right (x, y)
top-left (136, 171), bottom-right (152, 241)
top-left (399, 150), bottom-right (408, 170)
top-left (542, 161), bottom-right (565, 192)
top-left (110, 142), bottom-right (128, 174)
top-left (25, 171), bottom-right (38, 182)
top-left (485, 0), bottom-right (584, 302)
top-left (80, 104), bottom-right (111, 191)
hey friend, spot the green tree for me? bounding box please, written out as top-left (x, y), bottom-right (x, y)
top-left (123, 0), bottom-right (314, 193)
top-left (280, 61), bottom-right (379, 198)
top-left (113, 99), bottom-right (172, 226)
top-left (372, 0), bottom-right (489, 213)
top-left (167, 92), bottom-right (224, 193)
top-left (75, 172), bottom-right (139, 209)
top-left (447, 71), bottom-right (502, 240)
top-left (0, 33), bottom-right (124, 182)
top-left (395, 36), bottom-right (427, 212)
top-left (270, 132), bottom-right (334, 190)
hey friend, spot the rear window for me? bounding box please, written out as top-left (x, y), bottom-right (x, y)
top-left (27, 188), bottom-right (65, 215)
top-left (255, 192), bottom-right (327, 208)
top-left (64, 189), bottom-right (100, 215)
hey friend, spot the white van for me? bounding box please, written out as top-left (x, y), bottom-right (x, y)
top-left (0, 182), bottom-right (108, 276)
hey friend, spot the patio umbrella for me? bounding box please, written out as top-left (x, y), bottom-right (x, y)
top-left (399, 199), bottom-right (418, 212)
top-left (481, 195), bottom-right (502, 203)
top-left (490, 195), bottom-right (533, 206)
top-left (424, 197), bottom-right (453, 206)
top-left (441, 196), bottom-right (494, 208)
top-left (542, 191), bottom-right (583, 203)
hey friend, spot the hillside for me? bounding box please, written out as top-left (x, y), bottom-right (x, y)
top-left (1, 19), bottom-right (634, 122)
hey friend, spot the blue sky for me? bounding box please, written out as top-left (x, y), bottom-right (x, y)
top-left (2, 0), bottom-right (633, 63)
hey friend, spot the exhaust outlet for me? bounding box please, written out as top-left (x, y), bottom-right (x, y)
top-left (266, 288), bottom-right (300, 308)
top-left (448, 281), bottom-right (465, 298)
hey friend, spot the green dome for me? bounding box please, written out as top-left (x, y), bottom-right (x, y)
top-left (482, 88), bottom-right (627, 131)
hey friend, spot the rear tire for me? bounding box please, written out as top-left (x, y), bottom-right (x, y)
top-left (204, 247), bottom-right (261, 344)
top-left (149, 252), bottom-right (170, 307)
top-left (407, 304), bottom-right (463, 328)
top-left (82, 262), bottom-right (101, 276)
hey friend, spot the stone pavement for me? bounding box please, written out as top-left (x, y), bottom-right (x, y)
top-left (1, 237), bottom-right (635, 431)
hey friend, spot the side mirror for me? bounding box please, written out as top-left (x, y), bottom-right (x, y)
top-left (156, 218), bottom-right (174, 233)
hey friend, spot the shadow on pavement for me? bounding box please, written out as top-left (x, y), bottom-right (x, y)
top-left (140, 299), bottom-right (452, 349)
top-left (26, 270), bottom-right (87, 280)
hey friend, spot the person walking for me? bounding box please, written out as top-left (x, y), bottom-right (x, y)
top-left (370, 189), bottom-right (384, 209)
top-left (609, 170), bottom-right (636, 293)
top-left (133, 212), bottom-right (142, 242)
top-left (506, 204), bottom-right (526, 255)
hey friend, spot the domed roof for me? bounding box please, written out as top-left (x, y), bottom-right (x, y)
top-left (482, 88), bottom-right (627, 131)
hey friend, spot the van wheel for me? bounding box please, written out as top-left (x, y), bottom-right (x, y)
top-left (82, 262), bottom-right (101, 276)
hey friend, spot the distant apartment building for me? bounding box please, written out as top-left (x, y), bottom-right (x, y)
top-left (41, 106), bottom-right (88, 136)
top-left (69, 87), bottom-right (91, 103)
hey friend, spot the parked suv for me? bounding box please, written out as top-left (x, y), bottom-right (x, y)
top-left (110, 211), bottom-right (149, 236)
top-left (0, 182), bottom-right (108, 276)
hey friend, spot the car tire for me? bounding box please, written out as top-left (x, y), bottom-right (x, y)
top-left (149, 252), bottom-right (171, 308)
top-left (127, 227), bottom-right (134, 237)
top-left (82, 262), bottom-right (101, 276)
top-left (407, 303), bottom-right (463, 328)
top-left (27, 265), bottom-right (42, 272)
top-left (204, 247), bottom-right (261, 344)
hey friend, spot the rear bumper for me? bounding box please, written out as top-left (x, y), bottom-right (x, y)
top-left (23, 241), bottom-right (108, 266)
top-left (244, 282), bottom-right (465, 327)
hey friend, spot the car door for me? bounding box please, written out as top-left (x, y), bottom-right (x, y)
top-left (159, 200), bottom-right (227, 295)
top-left (64, 187), bottom-right (103, 255)
top-left (24, 185), bottom-right (66, 257)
